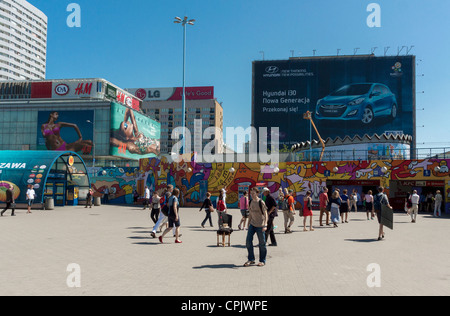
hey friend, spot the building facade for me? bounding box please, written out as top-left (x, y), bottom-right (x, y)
top-left (0, 0), bottom-right (47, 80)
top-left (126, 86), bottom-right (224, 155)
top-left (0, 79), bottom-right (160, 167)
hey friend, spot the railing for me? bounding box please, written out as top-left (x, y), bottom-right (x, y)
top-left (291, 148), bottom-right (450, 162)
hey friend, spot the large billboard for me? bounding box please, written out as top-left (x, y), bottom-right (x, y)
top-left (252, 55), bottom-right (415, 150)
top-left (37, 110), bottom-right (94, 155)
top-left (110, 102), bottom-right (161, 159)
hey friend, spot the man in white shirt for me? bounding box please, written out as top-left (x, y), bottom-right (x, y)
top-left (349, 189), bottom-right (358, 212)
top-left (26, 184), bottom-right (36, 214)
top-left (143, 186), bottom-right (151, 210)
top-left (410, 190), bottom-right (420, 223)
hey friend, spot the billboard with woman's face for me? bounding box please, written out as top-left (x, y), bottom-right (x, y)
top-left (110, 102), bottom-right (161, 159)
top-left (37, 110), bottom-right (94, 155)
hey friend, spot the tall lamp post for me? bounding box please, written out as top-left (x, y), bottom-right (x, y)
top-left (174, 16), bottom-right (195, 155)
top-left (86, 118), bottom-right (95, 177)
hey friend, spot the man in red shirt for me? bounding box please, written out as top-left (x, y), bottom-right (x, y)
top-left (319, 187), bottom-right (330, 226)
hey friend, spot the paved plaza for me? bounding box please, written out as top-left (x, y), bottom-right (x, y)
top-left (0, 204), bottom-right (449, 296)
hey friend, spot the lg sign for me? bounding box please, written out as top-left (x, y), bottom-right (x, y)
top-left (135, 88), bottom-right (147, 100)
top-left (55, 84), bottom-right (69, 96)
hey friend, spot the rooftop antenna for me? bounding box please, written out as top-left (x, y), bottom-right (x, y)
top-left (384, 46), bottom-right (390, 56)
top-left (371, 47), bottom-right (378, 55)
top-left (313, 49), bottom-right (317, 56)
top-left (337, 49), bottom-right (341, 56)
top-left (259, 51), bottom-right (265, 60)
top-left (290, 50), bottom-right (294, 57)
top-left (406, 45), bottom-right (414, 55)
top-left (397, 46), bottom-right (407, 56)
top-left (353, 48), bottom-right (360, 55)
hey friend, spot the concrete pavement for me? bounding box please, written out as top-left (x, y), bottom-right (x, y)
top-left (0, 204), bottom-right (449, 296)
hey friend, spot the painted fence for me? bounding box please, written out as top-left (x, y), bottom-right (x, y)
top-left (89, 157), bottom-right (450, 213)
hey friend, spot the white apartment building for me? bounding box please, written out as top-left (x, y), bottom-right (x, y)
top-left (0, 0), bottom-right (47, 80)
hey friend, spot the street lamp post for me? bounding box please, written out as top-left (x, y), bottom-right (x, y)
top-left (174, 16), bottom-right (195, 155)
top-left (86, 117), bottom-right (95, 177)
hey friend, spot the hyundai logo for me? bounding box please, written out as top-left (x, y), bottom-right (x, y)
top-left (265, 66), bottom-right (279, 74)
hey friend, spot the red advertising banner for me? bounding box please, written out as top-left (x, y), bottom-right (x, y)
top-left (167, 86), bottom-right (214, 101)
top-left (31, 82), bottom-right (52, 98)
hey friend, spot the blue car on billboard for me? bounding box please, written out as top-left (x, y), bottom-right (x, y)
top-left (315, 83), bottom-right (397, 125)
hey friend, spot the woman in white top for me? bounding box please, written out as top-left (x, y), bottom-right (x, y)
top-left (365, 190), bottom-right (374, 220)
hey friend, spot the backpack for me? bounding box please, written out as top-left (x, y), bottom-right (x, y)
top-left (160, 195), bottom-right (169, 216)
top-left (374, 193), bottom-right (387, 210)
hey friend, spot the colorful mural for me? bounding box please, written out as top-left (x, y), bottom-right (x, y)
top-left (90, 157), bottom-right (450, 213)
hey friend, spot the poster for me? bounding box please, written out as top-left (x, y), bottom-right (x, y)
top-left (110, 102), bottom-right (161, 159)
top-left (37, 110), bottom-right (94, 155)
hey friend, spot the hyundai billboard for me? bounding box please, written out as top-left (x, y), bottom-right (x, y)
top-left (252, 55), bottom-right (415, 150)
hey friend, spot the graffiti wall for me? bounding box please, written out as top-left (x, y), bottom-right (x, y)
top-left (89, 158), bottom-right (450, 213)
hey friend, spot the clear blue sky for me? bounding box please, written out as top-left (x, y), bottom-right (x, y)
top-left (28, 0), bottom-right (450, 151)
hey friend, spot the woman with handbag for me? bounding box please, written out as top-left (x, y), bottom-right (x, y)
top-left (199, 192), bottom-right (214, 228)
top-left (303, 191), bottom-right (314, 231)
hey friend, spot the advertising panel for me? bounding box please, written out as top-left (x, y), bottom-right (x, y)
top-left (110, 102), bottom-right (161, 159)
top-left (126, 86), bottom-right (214, 101)
top-left (37, 110), bottom-right (94, 155)
top-left (252, 55), bottom-right (415, 149)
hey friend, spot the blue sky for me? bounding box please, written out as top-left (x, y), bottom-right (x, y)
top-left (28, 0), bottom-right (450, 151)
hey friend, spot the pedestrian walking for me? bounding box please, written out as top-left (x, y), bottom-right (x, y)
top-left (349, 189), bottom-right (358, 212)
top-left (150, 185), bottom-right (173, 238)
top-left (263, 188), bottom-right (278, 246)
top-left (410, 190), bottom-right (420, 223)
top-left (340, 189), bottom-right (349, 223)
top-left (238, 191), bottom-right (249, 230)
top-left (26, 184), bottom-right (35, 214)
top-left (373, 186), bottom-right (393, 240)
top-left (133, 190), bottom-right (139, 205)
top-left (244, 187), bottom-right (268, 267)
top-left (329, 190), bottom-right (341, 227)
top-left (434, 190), bottom-right (443, 217)
top-left (199, 192), bottom-right (214, 228)
top-left (303, 191), bottom-right (314, 231)
top-left (404, 193), bottom-right (412, 215)
top-left (103, 187), bottom-right (109, 204)
top-left (85, 188), bottom-right (93, 208)
top-left (426, 192), bottom-right (433, 213)
top-left (1, 186), bottom-right (15, 217)
top-left (159, 188), bottom-right (182, 244)
top-left (151, 191), bottom-right (161, 224)
top-left (283, 189), bottom-right (296, 233)
top-left (365, 190), bottom-right (374, 220)
top-left (319, 187), bottom-right (330, 226)
top-left (143, 186), bottom-right (151, 210)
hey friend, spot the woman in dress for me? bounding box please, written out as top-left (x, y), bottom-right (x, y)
top-left (303, 191), bottom-right (314, 231)
top-left (329, 190), bottom-right (342, 228)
